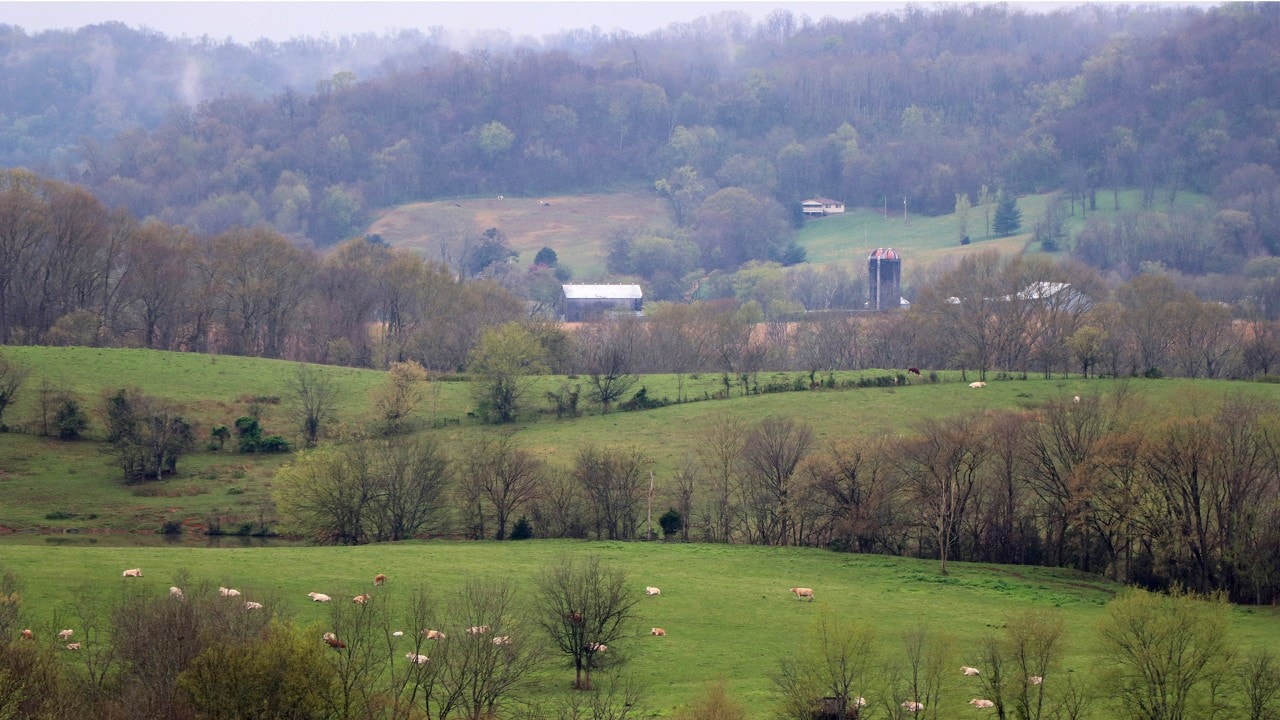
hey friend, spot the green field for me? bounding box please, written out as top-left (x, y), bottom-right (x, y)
top-left (4, 346), bottom-right (1279, 537)
top-left (366, 187), bottom-right (1212, 291)
top-left (4, 539), bottom-right (1278, 718)
top-left (4, 346), bottom-right (1280, 716)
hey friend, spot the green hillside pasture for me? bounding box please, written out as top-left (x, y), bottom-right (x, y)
top-left (367, 189), bottom-right (670, 280)
top-left (6, 344), bottom-right (1280, 538)
top-left (1, 540), bottom-right (1276, 719)
top-left (794, 189), bottom-right (1212, 285)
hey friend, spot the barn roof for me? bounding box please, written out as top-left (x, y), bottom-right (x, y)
top-left (562, 284), bottom-right (643, 300)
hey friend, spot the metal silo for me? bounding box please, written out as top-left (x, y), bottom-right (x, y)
top-left (868, 248), bottom-right (901, 311)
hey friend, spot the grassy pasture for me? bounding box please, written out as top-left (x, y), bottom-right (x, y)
top-left (367, 187), bottom-right (669, 280)
top-left (366, 186), bottom-right (1211, 297)
top-left (4, 539), bottom-right (1279, 718)
top-left (4, 346), bottom-right (1280, 538)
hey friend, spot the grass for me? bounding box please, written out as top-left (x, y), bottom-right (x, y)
top-left (4, 348), bottom-right (1280, 715)
top-left (366, 186), bottom-right (669, 280)
top-left (6, 346), bottom-right (1280, 538)
top-left (366, 186), bottom-right (1213, 298)
top-left (1, 540), bottom-right (1276, 718)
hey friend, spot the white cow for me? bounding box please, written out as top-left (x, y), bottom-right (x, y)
top-left (406, 653), bottom-right (430, 665)
top-left (970, 698), bottom-right (996, 708)
top-left (243, 601), bottom-right (264, 610)
top-left (308, 592), bottom-right (332, 603)
top-left (789, 587), bottom-right (815, 601)
top-left (969, 381), bottom-right (987, 389)
top-left (122, 568), bottom-right (142, 577)
top-left (645, 586), bottom-right (661, 596)
top-left (902, 700), bottom-right (924, 712)
top-left (962, 665), bottom-right (981, 676)
top-left (219, 586), bottom-right (241, 597)
top-left (169, 586), bottom-right (184, 600)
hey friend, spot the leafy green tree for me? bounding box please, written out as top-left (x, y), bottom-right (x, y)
top-left (54, 397), bottom-right (88, 440)
top-left (993, 190), bottom-right (1023, 236)
top-left (102, 388), bottom-right (196, 482)
top-left (693, 187), bottom-right (792, 270)
top-left (373, 360), bottom-right (428, 436)
top-left (178, 621), bottom-right (337, 720)
top-left (1097, 589), bottom-right (1232, 720)
top-left (534, 247), bottom-right (559, 267)
top-left (465, 228), bottom-right (517, 278)
top-left (467, 323), bottom-right (549, 424)
top-left (0, 351), bottom-right (28, 430)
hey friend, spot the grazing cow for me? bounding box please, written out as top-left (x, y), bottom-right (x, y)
top-left (1073, 395), bottom-right (1081, 404)
top-left (789, 587), bottom-right (815, 601)
top-left (57, 629), bottom-right (74, 641)
top-left (243, 601), bottom-right (264, 610)
top-left (64, 642), bottom-right (81, 651)
top-left (20, 629), bottom-right (33, 640)
top-left (423, 629), bottom-right (446, 640)
top-left (406, 652), bottom-right (430, 665)
top-left (374, 573), bottom-right (387, 586)
top-left (854, 697), bottom-right (867, 707)
top-left (466, 625), bottom-right (490, 635)
top-left (908, 367), bottom-right (921, 375)
top-left (645, 586), bottom-right (661, 596)
top-left (969, 381), bottom-right (987, 388)
top-left (1028, 675), bottom-right (1043, 685)
top-left (308, 592), bottom-right (332, 603)
top-left (962, 666), bottom-right (981, 676)
top-left (392, 631), bottom-right (404, 637)
top-left (970, 699), bottom-right (996, 708)
top-left (902, 700), bottom-right (924, 712)
top-left (122, 568), bottom-right (142, 577)
top-left (539, 200), bottom-right (551, 207)
top-left (567, 611), bottom-right (583, 625)
top-left (586, 642), bottom-right (607, 652)
top-left (323, 632), bottom-right (346, 649)
top-left (651, 627), bottom-right (666, 636)
top-left (219, 586), bottom-right (241, 597)
top-left (353, 593), bottom-right (372, 604)
top-left (492, 636), bottom-right (512, 645)
top-left (169, 586), bottom-right (184, 600)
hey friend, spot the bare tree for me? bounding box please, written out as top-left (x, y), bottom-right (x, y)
top-left (535, 555), bottom-right (640, 690)
top-left (573, 445), bottom-right (650, 541)
top-left (1239, 650), bottom-right (1280, 720)
top-left (579, 318), bottom-right (641, 414)
top-left (287, 362), bottom-right (341, 447)
top-left (439, 579), bottom-right (542, 720)
top-left (463, 434), bottom-right (545, 540)
top-left (892, 415), bottom-right (989, 574)
top-left (695, 413), bottom-right (747, 543)
top-left (740, 416), bottom-right (815, 546)
top-left (274, 435), bottom-right (450, 544)
top-left (775, 612), bottom-right (877, 720)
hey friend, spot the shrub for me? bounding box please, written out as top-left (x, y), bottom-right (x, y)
top-left (44, 510), bottom-right (76, 520)
top-left (511, 516), bottom-right (534, 540)
top-left (161, 519), bottom-right (183, 535)
top-left (54, 398), bottom-right (89, 440)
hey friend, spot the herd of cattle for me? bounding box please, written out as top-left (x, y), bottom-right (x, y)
top-left (14, 570), bottom-right (1032, 712)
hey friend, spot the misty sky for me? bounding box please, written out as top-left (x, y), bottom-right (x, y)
top-left (0, 1), bottom-right (922, 43)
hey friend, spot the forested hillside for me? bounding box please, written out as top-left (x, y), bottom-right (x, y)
top-left (6, 3), bottom-right (1276, 250)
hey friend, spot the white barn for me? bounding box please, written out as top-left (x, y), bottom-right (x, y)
top-left (560, 284), bottom-right (643, 321)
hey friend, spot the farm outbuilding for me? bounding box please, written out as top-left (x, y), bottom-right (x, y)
top-left (559, 284), bottom-right (643, 321)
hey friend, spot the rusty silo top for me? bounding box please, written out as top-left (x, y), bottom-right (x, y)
top-left (868, 247), bottom-right (900, 261)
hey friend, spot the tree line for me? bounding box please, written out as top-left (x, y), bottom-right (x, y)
top-left (8, 167), bottom-right (1280, 385)
top-left (261, 379), bottom-right (1280, 605)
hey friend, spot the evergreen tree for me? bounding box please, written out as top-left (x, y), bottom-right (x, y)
top-left (993, 191), bottom-right (1023, 236)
